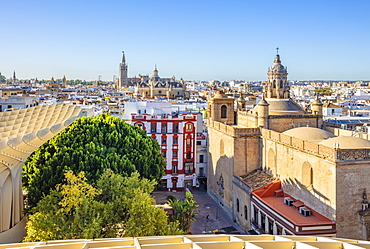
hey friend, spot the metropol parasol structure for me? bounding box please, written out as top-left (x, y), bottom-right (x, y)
top-left (0, 104), bottom-right (81, 243)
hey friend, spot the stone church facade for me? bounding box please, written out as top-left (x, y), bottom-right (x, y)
top-left (207, 53), bottom-right (370, 240)
top-left (117, 52), bottom-right (189, 100)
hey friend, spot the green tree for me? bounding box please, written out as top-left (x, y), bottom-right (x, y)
top-left (24, 170), bottom-right (183, 242)
top-left (0, 74), bottom-right (6, 84)
top-left (95, 169), bottom-right (167, 237)
top-left (168, 191), bottom-right (198, 232)
top-left (23, 114), bottom-right (165, 210)
top-left (314, 88), bottom-right (332, 93)
top-left (24, 171), bottom-right (104, 241)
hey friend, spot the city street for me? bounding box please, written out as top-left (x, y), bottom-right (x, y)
top-left (152, 189), bottom-right (246, 235)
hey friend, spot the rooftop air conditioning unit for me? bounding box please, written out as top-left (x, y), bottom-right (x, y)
top-left (274, 189), bottom-right (284, 197)
top-left (284, 197), bottom-right (294, 206)
top-left (299, 206), bottom-right (311, 217)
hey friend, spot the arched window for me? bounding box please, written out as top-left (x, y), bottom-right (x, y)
top-left (221, 105), bottom-right (227, 118)
top-left (236, 198), bottom-right (240, 212)
top-left (273, 80), bottom-right (276, 88)
top-left (302, 162), bottom-right (313, 187)
top-left (244, 205), bottom-right (248, 220)
top-left (280, 80), bottom-right (283, 88)
top-left (186, 137), bottom-right (191, 146)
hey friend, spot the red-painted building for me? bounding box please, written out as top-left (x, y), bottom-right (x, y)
top-left (251, 181), bottom-right (336, 236)
top-left (131, 113), bottom-right (197, 191)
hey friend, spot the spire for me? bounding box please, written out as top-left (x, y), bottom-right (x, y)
top-left (153, 64), bottom-right (159, 77)
top-left (312, 93), bottom-right (323, 105)
top-left (273, 47), bottom-right (281, 64)
top-left (62, 75), bottom-right (67, 87)
top-left (274, 55), bottom-right (281, 64)
top-left (121, 51), bottom-right (126, 64)
top-left (238, 92), bottom-right (244, 101)
top-left (258, 96), bottom-right (269, 106)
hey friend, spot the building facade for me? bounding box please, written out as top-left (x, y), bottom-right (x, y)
top-left (131, 112), bottom-right (197, 191)
top-left (207, 52), bottom-right (370, 240)
top-left (0, 96), bottom-right (38, 112)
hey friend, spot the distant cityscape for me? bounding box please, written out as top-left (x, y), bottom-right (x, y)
top-left (2, 51), bottom-right (370, 243)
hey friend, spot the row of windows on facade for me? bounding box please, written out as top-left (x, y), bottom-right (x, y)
top-left (235, 198), bottom-right (290, 235)
top-left (0, 104), bottom-right (38, 112)
top-left (271, 80), bottom-right (285, 88)
top-left (137, 91), bottom-right (183, 96)
top-left (171, 162), bottom-right (194, 174)
top-left (150, 123), bottom-right (193, 133)
top-left (162, 150), bottom-right (204, 162)
top-left (161, 136), bottom-right (194, 146)
top-left (2, 92), bottom-right (23, 96)
top-left (162, 150), bottom-right (193, 159)
top-left (252, 205), bottom-right (292, 235)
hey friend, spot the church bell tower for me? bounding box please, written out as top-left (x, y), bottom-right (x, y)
top-left (208, 91), bottom-right (235, 125)
top-left (266, 49), bottom-right (290, 99)
top-left (118, 51), bottom-right (128, 88)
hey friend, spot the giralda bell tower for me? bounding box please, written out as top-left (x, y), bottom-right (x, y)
top-left (118, 51), bottom-right (128, 88)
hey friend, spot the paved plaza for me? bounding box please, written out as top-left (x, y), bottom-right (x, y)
top-left (152, 189), bottom-right (246, 235)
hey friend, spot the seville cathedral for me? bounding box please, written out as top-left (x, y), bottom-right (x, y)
top-left (207, 53), bottom-right (370, 240)
top-left (117, 51), bottom-right (189, 99)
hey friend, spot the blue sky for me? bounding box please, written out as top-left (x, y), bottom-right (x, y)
top-left (1, 0), bottom-right (370, 81)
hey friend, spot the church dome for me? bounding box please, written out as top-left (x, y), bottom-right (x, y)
top-left (312, 97), bottom-right (323, 105)
top-left (282, 127), bottom-right (334, 142)
top-left (269, 54), bottom-right (287, 72)
top-left (264, 98), bottom-right (305, 115)
top-left (269, 64), bottom-right (286, 72)
top-left (258, 98), bottom-right (269, 106)
top-left (319, 136), bottom-right (370, 149)
top-left (213, 91), bottom-right (228, 99)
